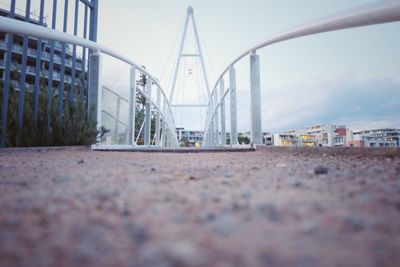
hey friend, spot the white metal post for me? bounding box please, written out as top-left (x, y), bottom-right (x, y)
top-left (229, 66), bottom-right (238, 145)
top-left (161, 97), bottom-right (167, 147)
top-left (209, 97), bottom-right (215, 147)
top-left (128, 67), bottom-right (136, 145)
top-left (114, 97), bottom-right (121, 143)
top-left (213, 89), bottom-right (220, 145)
top-left (88, 52), bottom-right (102, 144)
top-left (155, 87), bottom-right (161, 146)
top-left (144, 77), bottom-right (152, 146)
top-left (219, 78), bottom-right (226, 145)
top-left (250, 52), bottom-right (262, 144)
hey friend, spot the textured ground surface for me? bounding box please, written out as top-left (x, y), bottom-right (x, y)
top-left (0, 147), bottom-right (400, 267)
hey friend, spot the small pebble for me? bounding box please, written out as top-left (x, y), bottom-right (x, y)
top-left (342, 217), bottom-right (365, 232)
top-left (395, 202), bottom-right (400, 212)
top-left (125, 223), bottom-right (149, 244)
top-left (257, 203), bottom-right (281, 222)
top-left (77, 159), bottom-right (84, 164)
top-left (314, 166), bottom-right (328, 175)
top-left (241, 191), bottom-right (252, 199)
top-left (292, 180), bottom-right (303, 188)
top-left (52, 175), bottom-right (71, 183)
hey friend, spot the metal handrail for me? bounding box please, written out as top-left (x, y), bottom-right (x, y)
top-left (203, 0), bottom-right (400, 143)
top-left (0, 15), bottom-right (179, 147)
top-left (0, 16), bottom-right (174, 111)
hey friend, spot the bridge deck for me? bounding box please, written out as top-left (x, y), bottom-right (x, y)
top-left (0, 147), bottom-right (399, 266)
top-left (91, 145), bottom-right (255, 153)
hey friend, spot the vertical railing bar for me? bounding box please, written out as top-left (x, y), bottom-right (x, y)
top-left (144, 77), bottom-right (152, 146)
top-left (213, 88), bottom-right (220, 146)
top-left (33, 0), bottom-right (45, 124)
top-left (89, 0), bottom-right (98, 42)
top-left (58, 0), bottom-right (69, 119)
top-left (47, 0), bottom-right (58, 131)
top-left (161, 97), bottom-right (167, 147)
top-left (70, 0), bottom-right (79, 103)
top-left (250, 52), bottom-right (262, 145)
top-left (114, 96), bottom-right (120, 143)
top-left (0, 0), bottom-right (16, 147)
top-left (128, 67), bottom-right (136, 145)
top-left (155, 87), bottom-right (161, 145)
top-left (219, 78), bottom-right (226, 145)
top-left (229, 66), bottom-right (238, 145)
top-left (17, 0), bottom-right (31, 141)
top-left (87, 52), bottom-right (102, 143)
top-left (81, 3), bottom-right (88, 100)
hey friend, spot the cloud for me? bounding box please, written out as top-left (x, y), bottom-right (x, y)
top-left (254, 75), bottom-right (400, 132)
top-left (100, 73), bottom-right (400, 133)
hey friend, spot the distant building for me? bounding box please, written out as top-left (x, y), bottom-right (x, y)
top-left (307, 124), bottom-right (352, 147)
top-left (273, 130), bottom-right (298, 147)
top-left (176, 128), bottom-right (203, 147)
top-left (263, 132), bottom-right (274, 146)
top-left (351, 129), bottom-right (400, 148)
top-left (272, 125), bottom-right (353, 147)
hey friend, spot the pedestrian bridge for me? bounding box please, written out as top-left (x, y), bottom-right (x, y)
top-left (0, 1), bottom-right (399, 150)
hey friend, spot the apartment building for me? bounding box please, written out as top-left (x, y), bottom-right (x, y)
top-left (0, 8), bottom-right (86, 95)
top-left (350, 129), bottom-right (400, 148)
top-left (177, 128), bottom-right (204, 147)
top-left (0, 0), bottom-right (99, 101)
top-left (273, 125), bottom-right (353, 147)
top-left (263, 132), bottom-right (274, 146)
top-left (273, 129), bottom-right (298, 147)
top-left (307, 124), bottom-right (352, 147)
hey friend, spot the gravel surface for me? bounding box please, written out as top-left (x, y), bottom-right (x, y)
top-left (0, 147), bottom-right (400, 267)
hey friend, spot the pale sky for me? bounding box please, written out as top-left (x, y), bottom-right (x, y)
top-left (3, 0), bottom-right (400, 132)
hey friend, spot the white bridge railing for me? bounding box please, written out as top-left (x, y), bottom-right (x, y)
top-left (0, 16), bottom-right (179, 148)
top-left (203, 0), bottom-right (400, 147)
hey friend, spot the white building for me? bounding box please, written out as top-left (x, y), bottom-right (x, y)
top-left (272, 125), bottom-right (353, 147)
top-left (176, 128), bottom-right (203, 147)
top-left (351, 129), bottom-right (400, 148)
top-left (273, 130), bottom-right (299, 147)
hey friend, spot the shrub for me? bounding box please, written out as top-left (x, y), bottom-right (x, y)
top-left (0, 82), bottom-right (101, 147)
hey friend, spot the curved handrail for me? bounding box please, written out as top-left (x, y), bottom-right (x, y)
top-left (204, 0), bottom-right (400, 143)
top-left (211, 1), bottom-right (400, 98)
top-left (0, 15), bottom-right (179, 146)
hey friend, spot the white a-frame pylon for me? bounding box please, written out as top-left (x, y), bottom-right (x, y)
top-left (169, 6), bottom-right (210, 106)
